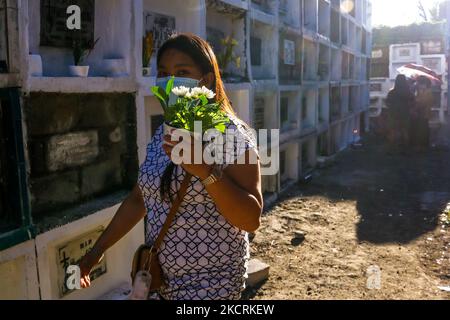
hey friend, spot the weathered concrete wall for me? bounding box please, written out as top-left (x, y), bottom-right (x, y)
top-left (23, 93), bottom-right (138, 220)
top-left (227, 88), bottom-right (252, 124)
top-left (0, 240), bottom-right (40, 300)
top-left (250, 20), bottom-right (277, 80)
top-left (279, 34), bottom-right (302, 84)
top-left (142, 0), bottom-right (205, 39)
top-left (35, 204), bottom-right (144, 300)
top-left (206, 4), bottom-right (247, 80)
top-left (0, 205), bottom-right (145, 300)
top-left (28, 0), bottom-right (134, 77)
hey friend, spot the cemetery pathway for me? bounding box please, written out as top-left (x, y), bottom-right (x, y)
top-left (246, 122), bottom-right (450, 300)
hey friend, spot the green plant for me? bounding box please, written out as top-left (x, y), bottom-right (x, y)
top-left (72, 37), bottom-right (100, 66)
top-left (152, 78), bottom-right (230, 133)
top-left (217, 36), bottom-right (241, 74)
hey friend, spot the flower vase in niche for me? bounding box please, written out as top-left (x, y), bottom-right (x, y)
top-left (29, 54), bottom-right (43, 77)
top-left (103, 58), bottom-right (127, 77)
top-left (143, 66), bottom-right (152, 77)
top-left (143, 32), bottom-right (154, 77)
top-left (69, 37), bottom-right (100, 77)
top-left (217, 36), bottom-right (241, 84)
top-left (69, 65), bottom-right (90, 77)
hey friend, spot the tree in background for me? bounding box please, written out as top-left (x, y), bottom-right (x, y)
top-left (417, 0), bottom-right (445, 22)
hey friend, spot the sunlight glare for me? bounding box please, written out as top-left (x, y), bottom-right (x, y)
top-left (341, 0), bottom-right (355, 15)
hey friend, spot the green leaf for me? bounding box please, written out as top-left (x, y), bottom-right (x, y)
top-left (158, 86), bottom-right (169, 101)
top-left (199, 95), bottom-right (209, 106)
top-left (151, 87), bottom-right (167, 111)
top-left (162, 90), bottom-right (231, 133)
top-left (151, 86), bottom-right (168, 102)
top-left (165, 76), bottom-right (175, 96)
top-left (215, 123), bottom-right (226, 133)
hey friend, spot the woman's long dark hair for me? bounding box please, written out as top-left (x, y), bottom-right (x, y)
top-left (157, 33), bottom-right (237, 202)
top-left (392, 74), bottom-right (411, 97)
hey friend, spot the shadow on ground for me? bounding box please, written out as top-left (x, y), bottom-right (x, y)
top-left (275, 132), bottom-right (450, 245)
top-left (241, 280), bottom-right (268, 300)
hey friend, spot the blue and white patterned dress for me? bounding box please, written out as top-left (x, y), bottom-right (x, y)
top-left (137, 115), bottom-right (258, 300)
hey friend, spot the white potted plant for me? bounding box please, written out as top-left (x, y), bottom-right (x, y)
top-left (69, 37), bottom-right (100, 77)
top-left (142, 31), bottom-right (154, 77)
top-left (152, 77), bottom-right (230, 145)
top-left (29, 53), bottom-right (43, 77)
top-left (103, 57), bottom-right (127, 77)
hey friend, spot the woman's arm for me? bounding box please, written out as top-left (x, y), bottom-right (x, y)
top-left (201, 155), bottom-right (263, 233)
top-left (79, 184), bottom-right (146, 288)
top-left (163, 136), bottom-right (263, 233)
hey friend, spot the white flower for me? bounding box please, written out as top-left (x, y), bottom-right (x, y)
top-left (201, 86), bottom-right (216, 99)
top-left (173, 86), bottom-right (216, 100)
top-left (188, 86), bottom-right (216, 99)
top-left (189, 87), bottom-right (204, 99)
top-left (172, 86), bottom-right (190, 97)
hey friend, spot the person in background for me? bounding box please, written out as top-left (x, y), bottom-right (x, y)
top-left (410, 76), bottom-right (433, 152)
top-left (385, 74), bottom-right (415, 153)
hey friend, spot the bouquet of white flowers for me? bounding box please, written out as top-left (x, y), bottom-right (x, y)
top-left (152, 77), bottom-right (230, 135)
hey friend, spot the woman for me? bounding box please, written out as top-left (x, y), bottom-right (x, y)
top-left (410, 76), bottom-right (433, 152)
top-left (79, 33), bottom-right (263, 300)
top-left (385, 74), bottom-right (415, 152)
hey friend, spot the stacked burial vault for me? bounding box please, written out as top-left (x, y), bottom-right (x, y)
top-left (0, 0), bottom-right (372, 299)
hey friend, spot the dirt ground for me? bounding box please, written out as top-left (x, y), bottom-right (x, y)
top-left (245, 124), bottom-right (450, 300)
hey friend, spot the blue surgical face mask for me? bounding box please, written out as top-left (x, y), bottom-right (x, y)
top-left (156, 76), bottom-right (201, 105)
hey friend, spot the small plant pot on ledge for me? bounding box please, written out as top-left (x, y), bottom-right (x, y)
top-left (29, 54), bottom-right (43, 77)
top-left (69, 65), bottom-right (90, 77)
top-left (143, 67), bottom-right (152, 77)
top-left (103, 58), bottom-right (127, 77)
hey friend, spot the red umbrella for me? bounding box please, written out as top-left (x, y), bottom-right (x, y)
top-left (397, 63), bottom-right (442, 86)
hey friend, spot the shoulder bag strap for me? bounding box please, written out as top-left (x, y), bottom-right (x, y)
top-left (152, 172), bottom-right (193, 252)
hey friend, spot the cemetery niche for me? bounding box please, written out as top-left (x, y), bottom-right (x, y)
top-left (40, 0), bottom-right (95, 48)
